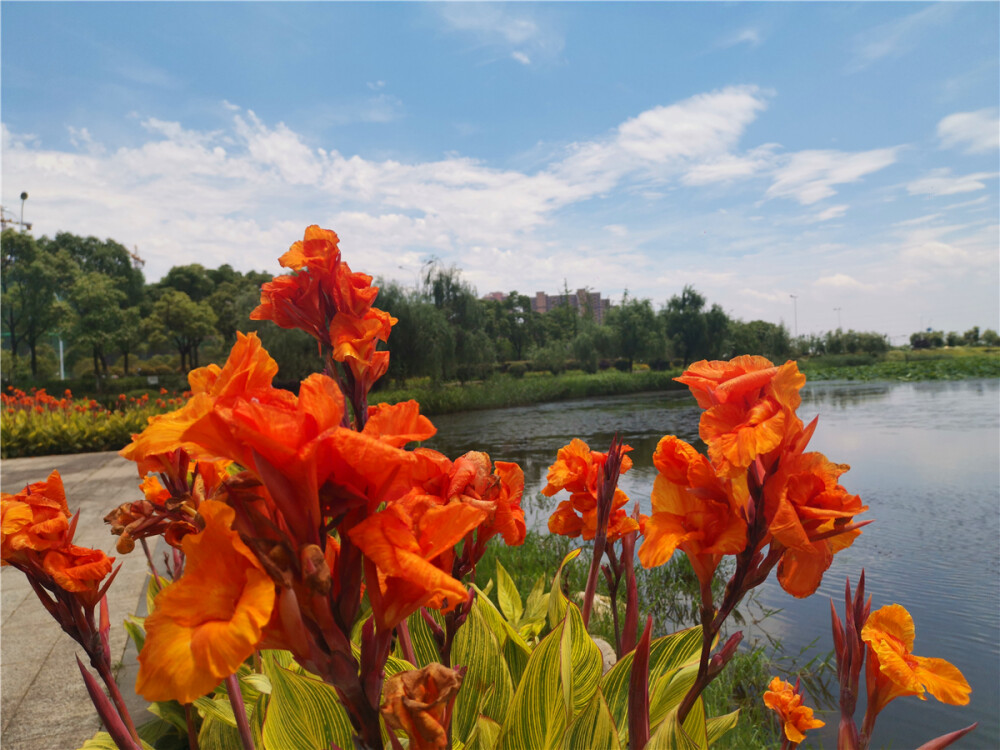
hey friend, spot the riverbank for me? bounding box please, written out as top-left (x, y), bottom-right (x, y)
top-left (375, 350), bottom-right (1000, 416)
top-left (374, 368), bottom-right (688, 416)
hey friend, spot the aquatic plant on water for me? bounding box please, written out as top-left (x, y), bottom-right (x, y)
top-left (0, 226), bottom-right (977, 750)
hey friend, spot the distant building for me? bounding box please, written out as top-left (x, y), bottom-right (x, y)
top-left (482, 291), bottom-right (506, 302)
top-left (532, 288), bottom-right (612, 324)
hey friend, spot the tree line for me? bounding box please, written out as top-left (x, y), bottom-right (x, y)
top-left (3, 228), bottom-right (995, 389)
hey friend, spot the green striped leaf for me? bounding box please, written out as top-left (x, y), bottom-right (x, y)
top-left (453, 598), bottom-right (515, 744)
top-left (77, 732), bottom-right (156, 750)
top-left (599, 626), bottom-right (703, 745)
top-left (145, 574), bottom-right (163, 616)
top-left (523, 574), bottom-right (549, 624)
top-left (649, 663), bottom-right (699, 733)
top-left (123, 616), bottom-right (145, 653)
top-left (644, 702), bottom-right (710, 750)
top-left (706, 709), bottom-right (739, 745)
top-left (547, 548), bottom-right (581, 629)
top-left (193, 695), bottom-right (237, 727)
top-left (465, 715), bottom-right (502, 750)
top-left (562, 688), bottom-right (622, 750)
top-left (496, 559), bottom-right (523, 626)
top-left (401, 609), bottom-right (442, 667)
top-left (471, 583), bottom-right (533, 676)
top-left (262, 662), bottom-right (354, 750)
top-left (497, 602), bottom-right (601, 750)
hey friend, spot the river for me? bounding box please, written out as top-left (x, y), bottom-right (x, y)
top-left (422, 379), bottom-right (1000, 748)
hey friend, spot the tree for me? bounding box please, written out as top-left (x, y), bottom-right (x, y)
top-left (727, 320), bottom-right (792, 361)
top-left (376, 281), bottom-right (453, 385)
top-left (157, 263), bottom-right (216, 302)
top-left (606, 291), bottom-right (662, 371)
top-left (114, 307), bottom-right (144, 375)
top-left (147, 290), bottom-right (218, 372)
top-left (982, 329), bottom-right (1000, 347)
top-left (424, 264), bottom-right (494, 381)
top-left (962, 326), bottom-right (981, 347)
top-left (67, 273), bottom-right (126, 378)
top-left (2, 229), bottom-right (77, 377)
top-left (45, 233), bottom-right (145, 306)
top-left (661, 285), bottom-right (708, 366)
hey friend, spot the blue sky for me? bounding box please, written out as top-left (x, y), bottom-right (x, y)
top-left (2, 2), bottom-right (997, 340)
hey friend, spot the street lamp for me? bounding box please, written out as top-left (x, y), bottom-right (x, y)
top-left (789, 294), bottom-right (798, 338)
top-left (19, 192), bottom-right (28, 231)
top-left (834, 307), bottom-right (842, 330)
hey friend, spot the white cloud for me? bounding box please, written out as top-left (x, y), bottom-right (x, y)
top-left (815, 273), bottom-right (876, 291)
top-left (604, 224), bottom-right (628, 237)
top-left (617, 86), bottom-right (767, 163)
top-left (900, 240), bottom-right (970, 266)
top-left (906, 168), bottom-right (998, 197)
top-left (436, 4), bottom-right (562, 65)
top-left (937, 109), bottom-right (1000, 153)
top-left (681, 146), bottom-right (777, 186)
top-left (848, 4), bottom-right (956, 72)
top-left (815, 204), bottom-right (848, 222)
top-left (767, 148), bottom-right (899, 205)
top-left (716, 27), bottom-right (763, 50)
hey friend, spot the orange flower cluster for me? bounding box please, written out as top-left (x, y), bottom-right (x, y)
top-left (639, 355), bottom-right (868, 598)
top-left (763, 676), bottom-right (825, 745)
top-left (117, 228), bottom-right (526, 724)
top-left (1, 470), bottom-right (114, 610)
top-left (544, 438), bottom-right (639, 542)
top-left (250, 225), bottom-right (396, 398)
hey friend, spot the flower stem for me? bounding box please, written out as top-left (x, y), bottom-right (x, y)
top-left (225, 673), bottom-right (256, 750)
top-left (94, 657), bottom-right (141, 746)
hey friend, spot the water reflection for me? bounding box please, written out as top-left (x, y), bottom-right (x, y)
top-left (421, 380), bottom-right (999, 747)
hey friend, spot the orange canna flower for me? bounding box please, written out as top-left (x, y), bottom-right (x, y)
top-left (763, 676), bottom-right (825, 744)
top-left (763, 446), bottom-right (868, 598)
top-left (381, 663), bottom-right (466, 750)
top-left (251, 225), bottom-right (386, 352)
top-left (637, 436), bottom-right (748, 585)
top-left (861, 604), bottom-right (971, 720)
top-left (1, 470), bottom-right (71, 562)
top-left (544, 439), bottom-right (638, 542)
top-left (41, 544), bottom-right (114, 607)
top-left (136, 500), bottom-right (276, 704)
top-left (121, 332), bottom-right (278, 476)
top-left (348, 494), bottom-right (485, 631)
top-left (678, 357), bottom-right (806, 477)
top-left (364, 401), bottom-right (437, 448)
top-left (444, 451), bottom-right (526, 549)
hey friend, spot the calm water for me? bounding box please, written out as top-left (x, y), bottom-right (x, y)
top-left (423, 380), bottom-right (1000, 748)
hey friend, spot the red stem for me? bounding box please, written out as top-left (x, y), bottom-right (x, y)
top-left (225, 673), bottom-right (256, 750)
top-left (94, 656), bottom-right (141, 746)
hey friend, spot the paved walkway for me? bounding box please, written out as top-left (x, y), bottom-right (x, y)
top-left (2, 452), bottom-right (154, 750)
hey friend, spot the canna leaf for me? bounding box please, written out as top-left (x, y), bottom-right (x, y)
top-left (496, 559), bottom-right (524, 626)
top-left (262, 661), bottom-right (354, 750)
top-left (497, 602), bottom-right (601, 750)
top-left (562, 687), bottom-right (622, 750)
top-left (453, 600), bottom-right (515, 744)
top-left (599, 626), bottom-right (703, 745)
top-left (705, 710), bottom-right (740, 745)
top-left (547, 548), bottom-right (581, 629)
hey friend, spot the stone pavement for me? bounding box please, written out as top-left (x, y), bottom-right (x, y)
top-left (2, 452), bottom-right (154, 750)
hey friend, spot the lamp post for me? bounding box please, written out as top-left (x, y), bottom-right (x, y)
top-left (834, 307), bottom-right (842, 330)
top-left (789, 294), bottom-right (798, 339)
top-left (19, 192), bottom-right (28, 231)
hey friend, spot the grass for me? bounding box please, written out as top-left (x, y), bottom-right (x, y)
top-left (372, 368), bottom-right (687, 416)
top-left (800, 350), bottom-right (1000, 382)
